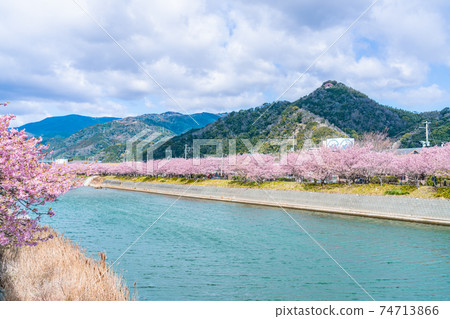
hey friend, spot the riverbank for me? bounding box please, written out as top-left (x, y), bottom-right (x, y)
top-left (33, 186), bottom-right (450, 300)
top-left (90, 177), bottom-right (450, 226)
top-left (106, 175), bottom-right (450, 199)
top-left (0, 229), bottom-right (131, 301)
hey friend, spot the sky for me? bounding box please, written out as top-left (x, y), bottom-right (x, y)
top-left (1, 0), bottom-right (450, 126)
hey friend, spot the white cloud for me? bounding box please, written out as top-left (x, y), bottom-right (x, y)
top-left (365, 0), bottom-right (450, 64)
top-left (380, 84), bottom-right (447, 110)
top-left (1, 0), bottom-right (450, 124)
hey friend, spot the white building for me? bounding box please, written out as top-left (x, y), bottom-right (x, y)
top-left (54, 158), bottom-right (69, 165)
top-left (325, 138), bottom-right (355, 149)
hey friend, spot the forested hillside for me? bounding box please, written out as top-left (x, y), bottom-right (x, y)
top-left (153, 81), bottom-right (449, 159)
top-left (399, 107), bottom-right (449, 147)
top-left (152, 101), bottom-right (345, 159)
top-left (44, 112), bottom-right (221, 161)
top-left (47, 117), bottom-right (175, 162)
top-left (136, 112), bottom-right (221, 135)
top-left (294, 81), bottom-right (416, 137)
top-left (27, 82), bottom-right (448, 162)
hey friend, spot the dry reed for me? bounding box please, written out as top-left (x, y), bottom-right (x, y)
top-left (0, 230), bottom-right (131, 301)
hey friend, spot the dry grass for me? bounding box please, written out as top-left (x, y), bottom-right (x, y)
top-left (108, 175), bottom-right (449, 199)
top-left (0, 230), bottom-right (131, 301)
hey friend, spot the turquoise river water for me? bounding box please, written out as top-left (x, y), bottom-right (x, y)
top-left (45, 187), bottom-right (449, 301)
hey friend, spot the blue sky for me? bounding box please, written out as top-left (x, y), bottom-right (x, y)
top-left (1, 0), bottom-right (450, 126)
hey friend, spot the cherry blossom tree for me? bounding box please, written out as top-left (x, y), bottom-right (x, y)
top-left (67, 141), bottom-right (449, 187)
top-left (1, 105), bottom-right (79, 246)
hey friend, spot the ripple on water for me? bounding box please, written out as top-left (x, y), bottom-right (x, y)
top-left (46, 187), bottom-right (450, 301)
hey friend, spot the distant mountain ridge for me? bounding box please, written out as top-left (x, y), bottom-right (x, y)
top-left (136, 112), bottom-right (222, 135)
top-left (18, 114), bottom-right (119, 140)
top-left (47, 117), bottom-right (176, 162)
top-left (43, 112), bottom-right (222, 161)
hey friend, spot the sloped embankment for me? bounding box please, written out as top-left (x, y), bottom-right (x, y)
top-left (0, 230), bottom-right (131, 301)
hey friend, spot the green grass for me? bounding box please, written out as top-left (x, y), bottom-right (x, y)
top-left (303, 183), bottom-right (342, 191)
top-left (106, 176), bottom-right (449, 199)
top-left (229, 180), bottom-right (261, 187)
top-left (177, 178), bottom-right (197, 184)
top-left (434, 187), bottom-right (450, 199)
top-left (384, 189), bottom-right (410, 196)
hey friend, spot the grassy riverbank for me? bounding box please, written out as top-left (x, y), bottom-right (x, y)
top-left (0, 230), bottom-right (131, 301)
top-left (105, 176), bottom-right (450, 199)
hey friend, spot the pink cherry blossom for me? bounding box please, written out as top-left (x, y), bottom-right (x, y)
top-left (1, 104), bottom-right (79, 246)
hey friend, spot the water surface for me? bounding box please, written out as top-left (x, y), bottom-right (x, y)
top-left (46, 187), bottom-right (450, 300)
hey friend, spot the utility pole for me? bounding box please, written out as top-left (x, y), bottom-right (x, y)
top-left (420, 121), bottom-right (430, 147)
top-left (291, 130), bottom-right (297, 152)
top-left (184, 143), bottom-right (187, 160)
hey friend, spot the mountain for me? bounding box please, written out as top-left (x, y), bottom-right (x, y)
top-left (152, 100), bottom-right (346, 159)
top-left (152, 81), bottom-right (449, 158)
top-left (47, 112), bottom-right (222, 161)
top-left (18, 114), bottom-right (119, 140)
top-left (293, 81), bottom-right (449, 147)
top-left (399, 107), bottom-right (449, 147)
top-left (136, 112), bottom-right (222, 135)
top-left (292, 81), bottom-right (416, 137)
top-left (36, 82), bottom-right (448, 162)
top-left (48, 117), bottom-right (175, 162)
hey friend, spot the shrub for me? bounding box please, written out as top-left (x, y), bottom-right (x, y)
top-left (384, 189), bottom-right (410, 196)
top-left (370, 175), bottom-right (399, 184)
top-left (433, 187), bottom-right (450, 199)
top-left (426, 175), bottom-right (450, 186)
top-left (276, 177), bottom-right (296, 182)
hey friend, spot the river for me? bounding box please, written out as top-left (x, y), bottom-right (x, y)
top-left (45, 187), bottom-right (450, 301)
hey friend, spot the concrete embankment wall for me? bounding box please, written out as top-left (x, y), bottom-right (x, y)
top-left (96, 179), bottom-right (450, 226)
